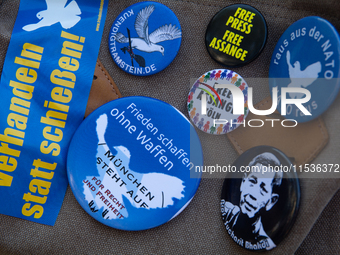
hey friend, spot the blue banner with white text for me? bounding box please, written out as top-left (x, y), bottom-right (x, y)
top-left (0, 0), bottom-right (108, 225)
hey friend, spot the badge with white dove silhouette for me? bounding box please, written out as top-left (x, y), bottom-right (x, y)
top-left (67, 97), bottom-right (203, 230)
top-left (269, 16), bottom-right (340, 123)
top-left (109, 2), bottom-right (182, 76)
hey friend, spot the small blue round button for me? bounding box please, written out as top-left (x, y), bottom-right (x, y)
top-left (67, 97), bottom-right (202, 230)
top-left (108, 1), bottom-right (182, 76)
top-left (269, 16), bottom-right (340, 123)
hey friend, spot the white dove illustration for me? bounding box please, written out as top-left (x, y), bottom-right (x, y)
top-left (114, 5), bottom-right (182, 56)
top-left (22, 0), bottom-right (81, 32)
top-left (286, 50), bottom-right (322, 99)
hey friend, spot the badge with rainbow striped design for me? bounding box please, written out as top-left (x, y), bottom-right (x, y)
top-left (187, 69), bottom-right (249, 134)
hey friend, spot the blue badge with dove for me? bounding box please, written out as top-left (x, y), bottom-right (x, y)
top-left (67, 97), bottom-right (203, 230)
top-left (269, 16), bottom-right (340, 123)
top-left (109, 1), bottom-right (182, 76)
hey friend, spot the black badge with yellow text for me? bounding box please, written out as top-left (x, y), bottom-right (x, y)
top-left (205, 4), bottom-right (267, 67)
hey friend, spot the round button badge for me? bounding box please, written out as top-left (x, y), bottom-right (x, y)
top-left (221, 146), bottom-right (300, 251)
top-left (109, 1), bottom-right (182, 76)
top-left (187, 69), bottom-right (249, 134)
top-left (205, 4), bottom-right (267, 67)
top-left (269, 16), bottom-right (340, 123)
top-left (67, 97), bottom-right (203, 230)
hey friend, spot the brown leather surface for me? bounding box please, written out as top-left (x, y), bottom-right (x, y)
top-left (85, 59), bottom-right (122, 117)
top-left (227, 97), bottom-right (329, 166)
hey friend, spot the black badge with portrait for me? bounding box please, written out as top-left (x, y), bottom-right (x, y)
top-left (221, 146), bottom-right (300, 251)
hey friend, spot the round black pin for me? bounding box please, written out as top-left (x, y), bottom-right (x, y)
top-left (205, 4), bottom-right (267, 67)
top-left (220, 146), bottom-right (300, 251)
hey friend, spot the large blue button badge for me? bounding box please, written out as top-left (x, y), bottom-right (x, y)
top-left (67, 97), bottom-right (202, 230)
top-left (269, 16), bottom-right (340, 123)
top-left (109, 1), bottom-right (182, 76)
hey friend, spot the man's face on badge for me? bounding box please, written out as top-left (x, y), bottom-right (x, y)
top-left (239, 165), bottom-right (279, 218)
